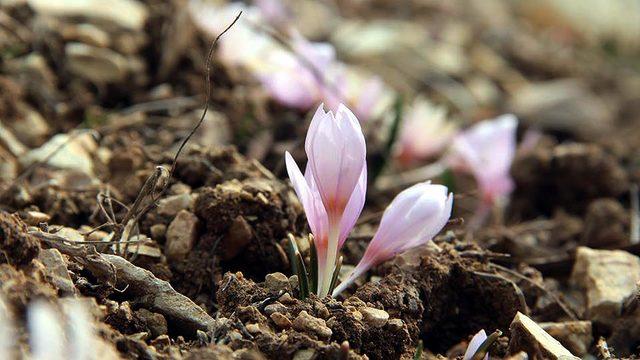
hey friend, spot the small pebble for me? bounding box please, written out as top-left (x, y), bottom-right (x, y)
top-left (293, 311), bottom-right (332, 339)
top-left (361, 307), bottom-right (389, 328)
top-left (270, 312), bottom-right (292, 329)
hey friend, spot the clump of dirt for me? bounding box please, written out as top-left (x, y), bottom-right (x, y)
top-left (0, 211), bottom-right (40, 266)
top-left (215, 271), bottom-right (411, 359)
top-left (194, 177), bottom-right (300, 276)
top-left (581, 198), bottom-right (630, 248)
top-left (355, 242), bottom-right (527, 354)
top-left (211, 239), bottom-right (526, 358)
top-left (145, 146), bottom-right (303, 310)
top-left (511, 142), bottom-right (628, 218)
top-left (173, 146), bottom-right (274, 189)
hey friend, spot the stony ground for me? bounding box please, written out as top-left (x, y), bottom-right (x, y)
top-left (1, 0), bottom-right (640, 359)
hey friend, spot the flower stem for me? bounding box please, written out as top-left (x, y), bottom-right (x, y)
top-left (318, 225), bottom-right (339, 297)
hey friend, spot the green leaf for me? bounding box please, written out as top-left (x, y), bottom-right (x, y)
top-left (286, 234), bottom-right (307, 299)
top-left (413, 340), bottom-right (423, 360)
top-left (309, 234), bottom-right (318, 294)
top-left (471, 330), bottom-right (502, 360)
top-left (328, 255), bottom-right (343, 295)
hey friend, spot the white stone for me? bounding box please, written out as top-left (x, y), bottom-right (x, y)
top-left (510, 312), bottom-right (579, 360)
top-left (65, 43), bottom-right (129, 83)
top-left (20, 132), bottom-right (96, 175)
top-left (570, 247), bottom-right (640, 325)
top-left (27, 0), bottom-right (149, 30)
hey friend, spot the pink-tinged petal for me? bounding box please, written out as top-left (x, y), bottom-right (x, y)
top-left (463, 329), bottom-right (488, 360)
top-left (290, 31), bottom-right (336, 72)
top-left (305, 104), bottom-right (332, 156)
top-left (285, 152), bottom-right (328, 239)
top-left (307, 104), bottom-right (366, 218)
top-left (338, 164), bottom-right (367, 247)
top-left (352, 77), bottom-right (384, 122)
top-left (395, 97), bottom-right (458, 166)
top-left (259, 71), bottom-right (318, 110)
top-left (450, 114), bottom-right (518, 204)
top-left (369, 183), bottom-right (451, 258)
top-left (333, 182), bottom-right (452, 297)
top-left (400, 191), bottom-right (453, 252)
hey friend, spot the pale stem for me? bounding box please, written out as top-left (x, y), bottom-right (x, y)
top-left (631, 184), bottom-right (639, 244)
top-left (331, 262), bottom-right (369, 297)
top-left (469, 201), bottom-right (492, 231)
top-left (318, 225), bottom-right (340, 297)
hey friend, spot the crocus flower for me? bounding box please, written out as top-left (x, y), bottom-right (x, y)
top-left (0, 297), bottom-right (12, 359)
top-left (28, 301), bottom-right (65, 360)
top-left (322, 66), bottom-right (392, 122)
top-left (28, 300), bottom-right (98, 360)
top-left (286, 103), bottom-right (367, 297)
top-left (449, 114), bottom-right (517, 228)
top-left (258, 33), bottom-right (336, 110)
top-left (66, 300), bottom-right (95, 360)
top-left (394, 97), bottom-right (458, 167)
top-left (332, 182), bottom-right (453, 296)
top-left (463, 329), bottom-right (488, 360)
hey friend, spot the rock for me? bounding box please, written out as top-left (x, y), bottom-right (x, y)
top-left (38, 248), bottom-right (75, 295)
top-left (135, 308), bottom-right (168, 338)
top-left (0, 121), bottom-right (27, 157)
top-left (170, 183), bottom-right (192, 195)
top-left (582, 199), bottom-right (629, 248)
top-left (264, 272), bottom-right (290, 293)
top-left (512, 142), bottom-right (628, 215)
top-left (65, 43), bottom-right (129, 83)
top-left (22, 211), bottom-right (51, 226)
top-left (540, 321), bottom-right (593, 356)
top-left (292, 310), bottom-right (332, 339)
top-left (291, 0), bottom-right (336, 39)
top-left (55, 226), bottom-right (85, 242)
top-left (222, 216), bottom-right (253, 260)
top-left (278, 293), bottom-right (295, 304)
top-left (570, 247), bottom-right (640, 325)
top-left (360, 307), bottom-right (389, 328)
top-left (332, 20), bottom-right (426, 60)
top-left (126, 241), bottom-right (162, 258)
top-left (150, 334), bottom-right (171, 348)
top-left (270, 312), bottom-right (292, 329)
top-left (150, 224), bottom-right (167, 241)
top-left (509, 312), bottom-right (579, 359)
top-left (245, 323), bottom-right (261, 335)
top-left (20, 132), bottom-right (97, 175)
top-left (388, 318), bottom-right (404, 330)
top-left (156, 193), bottom-right (193, 217)
top-left (4, 53), bottom-right (57, 88)
top-left (61, 23), bottom-right (111, 48)
top-left (192, 110), bottom-right (231, 148)
top-left (165, 210), bottom-right (199, 262)
top-left (292, 349), bottom-right (316, 360)
top-left (509, 79), bottom-right (613, 139)
top-left (9, 104), bottom-right (51, 147)
top-left (27, 0), bottom-right (149, 30)
top-left (263, 303), bottom-right (288, 316)
top-left (85, 229), bottom-right (109, 242)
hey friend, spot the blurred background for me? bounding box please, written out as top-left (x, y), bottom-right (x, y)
top-left (1, 0), bottom-right (639, 169)
top-left (1, 1), bottom-right (640, 358)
